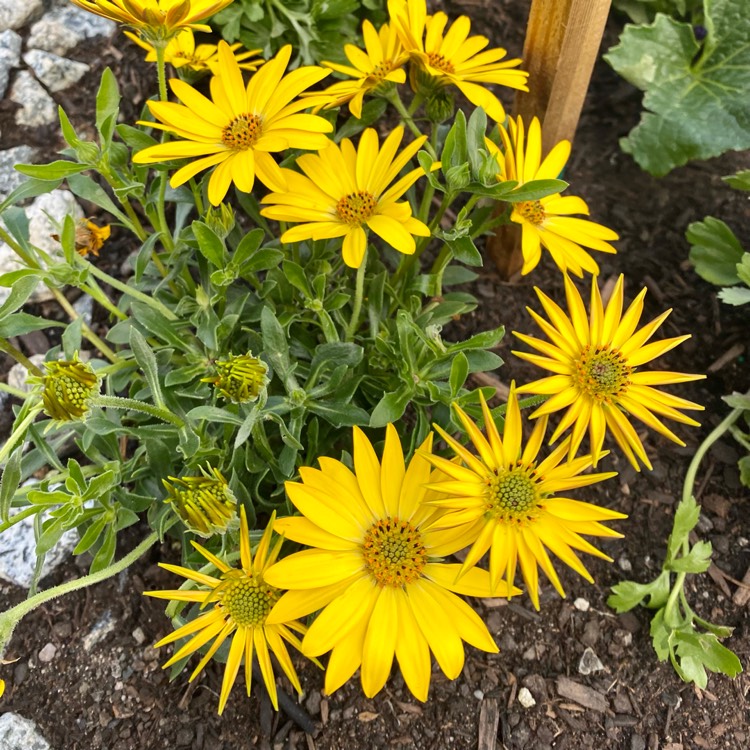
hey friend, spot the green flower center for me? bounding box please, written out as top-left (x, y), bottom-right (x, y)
top-left (336, 191), bottom-right (377, 225)
top-left (574, 345), bottom-right (632, 401)
top-left (164, 470), bottom-right (237, 537)
top-left (41, 358), bottom-right (99, 422)
top-left (363, 518), bottom-right (427, 587)
top-left (208, 355), bottom-right (268, 403)
top-left (220, 571), bottom-right (280, 627)
top-left (487, 465), bottom-right (542, 523)
top-left (427, 51), bottom-right (455, 74)
top-left (515, 200), bottom-right (546, 226)
top-left (222, 114), bottom-right (262, 151)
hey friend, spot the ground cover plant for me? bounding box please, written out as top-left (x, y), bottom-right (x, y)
top-left (0, 0), bottom-right (746, 743)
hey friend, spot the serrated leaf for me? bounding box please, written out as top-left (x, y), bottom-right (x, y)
top-left (666, 494), bottom-right (700, 563)
top-left (667, 540), bottom-right (713, 573)
top-left (724, 169), bottom-right (750, 191)
top-left (718, 286), bottom-right (750, 305)
top-left (608, 570), bottom-right (671, 612)
top-left (674, 630), bottom-right (743, 679)
top-left (605, 4), bottom-right (750, 176)
top-left (687, 217), bottom-right (745, 285)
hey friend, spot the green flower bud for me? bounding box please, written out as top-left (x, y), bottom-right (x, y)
top-left (426, 88), bottom-right (455, 124)
top-left (74, 141), bottom-right (101, 165)
top-left (33, 354), bottom-right (100, 423)
top-left (205, 203), bottom-right (236, 240)
top-left (163, 466), bottom-right (239, 538)
top-left (202, 353), bottom-right (268, 403)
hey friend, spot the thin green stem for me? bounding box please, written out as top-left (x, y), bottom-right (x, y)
top-left (81, 279), bottom-right (128, 322)
top-left (0, 338), bottom-right (43, 376)
top-left (387, 90), bottom-right (436, 158)
top-left (189, 178), bottom-right (205, 217)
top-left (0, 406), bottom-right (43, 466)
top-left (0, 506), bottom-right (40, 533)
top-left (50, 288), bottom-right (120, 363)
top-left (0, 225), bottom-right (36, 268)
top-left (87, 264), bottom-right (178, 320)
top-left (155, 42), bottom-right (169, 104)
top-left (346, 250), bottom-right (368, 342)
top-left (0, 530), bottom-right (163, 657)
top-left (0, 383), bottom-right (29, 400)
top-left (92, 395), bottom-right (185, 428)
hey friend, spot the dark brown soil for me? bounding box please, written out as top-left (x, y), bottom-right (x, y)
top-left (1, 2), bottom-right (749, 749)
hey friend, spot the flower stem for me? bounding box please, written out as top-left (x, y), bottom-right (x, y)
top-left (0, 338), bottom-right (43, 376)
top-left (91, 395), bottom-right (185, 428)
top-left (86, 263), bottom-right (178, 320)
top-left (387, 90), bottom-right (436, 158)
top-left (0, 405), bottom-right (43, 467)
top-left (346, 250), bottom-right (368, 342)
top-left (0, 530), bottom-right (162, 658)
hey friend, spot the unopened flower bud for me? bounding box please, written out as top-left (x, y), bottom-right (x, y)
top-left (163, 466), bottom-right (238, 537)
top-left (202, 353), bottom-right (268, 403)
top-left (426, 88), bottom-right (455, 124)
top-left (34, 354), bottom-right (100, 422)
top-left (205, 203), bottom-right (236, 240)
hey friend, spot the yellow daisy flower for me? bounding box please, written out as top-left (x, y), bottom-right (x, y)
top-left (263, 426), bottom-right (519, 701)
top-left (145, 508), bottom-right (310, 714)
top-left (488, 116), bottom-right (619, 277)
top-left (387, 0), bottom-right (528, 122)
top-left (260, 126), bottom-right (430, 268)
top-left (513, 274), bottom-right (705, 471)
top-left (310, 20), bottom-right (409, 118)
top-left (132, 42), bottom-right (333, 206)
top-left (69, 0), bottom-right (234, 40)
top-left (125, 28), bottom-right (263, 74)
top-left (423, 385), bottom-right (625, 610)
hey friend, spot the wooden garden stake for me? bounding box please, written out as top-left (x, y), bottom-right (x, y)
top-left (486, 0), bottom-right (612, 279)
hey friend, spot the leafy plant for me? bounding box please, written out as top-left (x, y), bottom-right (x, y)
top-left (605, 0), bottom-right (750, 176)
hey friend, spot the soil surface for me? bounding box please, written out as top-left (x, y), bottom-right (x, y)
top-left (1, 2), bottom-right (749, 749)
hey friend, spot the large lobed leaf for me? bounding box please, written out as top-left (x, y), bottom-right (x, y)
top-left (605, 0), bottom-right (750, 175)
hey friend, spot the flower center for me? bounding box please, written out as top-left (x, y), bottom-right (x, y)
top-left (369, 61), bottom-right (392, 83)
top-left (222, 114), bottom-right (262, 151)
top-left (220, 571), bottom-right (280, 627)
top-left (515, 200), bottom-right (546, 225)
top-left (427, 52), bottom-right (455, 74)
top-left (574, 345), bottom-right (632, 401)
top-left (486, 465), bottom-right (542, 523)
top-left (362, 518), bottom-right (427, 587)
top-left (336, 191), bottom-right (377, 225)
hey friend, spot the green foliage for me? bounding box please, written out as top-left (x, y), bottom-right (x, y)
top-left (211, 0), bottom-right (387, 65)
top-left (605, 0), bottom-right (750, 175)
top-left (609, 494), bottom-right (742, 686)
top-left (613, 0), bottom-right (703, 24)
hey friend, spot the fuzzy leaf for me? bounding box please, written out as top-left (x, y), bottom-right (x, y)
top-left (687, 217), bottom-right (745, 285)
top-left (605, 2), bottom-right (750, 176)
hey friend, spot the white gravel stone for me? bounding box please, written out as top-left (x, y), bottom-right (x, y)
top-left (6, 354), bottom-right (45, 392)
top-left (0, 0), bottom-right (44, 32)
top-left (0, 506), bottom-right (78, 588)
top-left (9, 70), bottom-right (57, 127)
top-left (83, 610), bottom-right (117, 651)
top-left (618, 555), bottom-right (633, 572)
top-left (0, 713), bottom-right (50, 750)
top-left (518, 687), bottom-right (536, 708)
top-left (0, 144), bottom-right (35, 201)
top-left (27, 5), bottom-right (116, 55)
top-left (578, 647), bottom-right (605, 676)
top-left (38, 642), bottom-right (57, 663)
top-left (23, 49), bottom-right (90, 93)
top-left (573, 597), bottom-right (590, 612)
top-left (0, 28), bottom-right (21, 97)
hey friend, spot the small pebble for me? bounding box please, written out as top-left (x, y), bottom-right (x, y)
top-left (38, 643), bottom-right (56, 663)
top-left (618, 555), bottom-right (633, 572)
top-left (578, 647), bottom-right (605, 675)
top-left (473, 689), bottom-right (484, 700)
top-left (517, 687), bottom-right (536, 708)
top-left (132, 627), bottom-right (146, 645)
top-left (573, 597), bottom-right (590, 612)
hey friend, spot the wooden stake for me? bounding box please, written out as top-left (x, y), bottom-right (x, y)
top-left (486, 0), bottom-right (612, 278)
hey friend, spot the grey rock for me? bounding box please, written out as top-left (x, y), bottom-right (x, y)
top-left (9, 71), bottom-right (57, 127)
top-left (6, 354), bottom-right (45, 392)
top-left (0, 504), bottom-right (78, 588)
top-left (578, 646), bottom-right (605, 675)
top-left (27, 188), bottom-right (84, 254)
top-left (38, 642), bottom-right (57, 663)
top-left (23, 49), bottom-right (90, 93)
top-left (27, 5), bottom-right (116, 55)
top-left (0, 28), bottom-right (21, 97)
top-left (0, 145), bottom-right (35, 201)
top-left (0, 0), bottom-right (44, 32)
top-left (72, 293), bottom-right (94, 326)
top-left (0, 713), bottom-right (50, 750)
top-left (83, 610), bottom-right (117, 651)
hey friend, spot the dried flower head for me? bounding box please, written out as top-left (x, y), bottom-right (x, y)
top-left (163, 465), bottom-right (239, 537)
top-left (202, 353), bottom-right (268, 403)
top-left (75, 219), bottom-right (111, 258)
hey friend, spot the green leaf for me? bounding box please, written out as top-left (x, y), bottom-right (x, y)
top-left (66, 173), bottom-right (132, 228)
top-left (723, 392), bottom-right (750, 410)
top-left (605, 4), bottom-right (750, 176)
top-left (95, 68), bottom-right (121, 141)
top-left (739, 455), bottom-right (750, 488)
top-left (723, 169), bottom-right (750, 191)
top-left (0, 447), bottom-right (22, 523)
top-left (443, 109), bottom-right (468, 170)
top-left (129, 326), bottom-right (166, 409)
top-left (718, 285), bottom-right (750, 305)
top-left (307, 400), bottom-right (370, 427)
top-left (282, 260), bottom-right (312, 296)
top-left (608, 571), bottom-right (672, 612)
top-left (0, 275), bottom-right (42, 319)
top-left (687, 217), bottom-right (745, 285)
top-left (503, 179), bottom-right (568, 203)
top-left (649, 608), bottom-right (671, 661)
top-left (449, 352), bottom-right (469, 397)
top-left (335, 98), bottom-right (388, 140)
top-left (186, 406), bottom-right (245, 425)
top-left (15, 161), bottom-right (87, 181)
top-left (62, 317), bottom-right (83, 359)
top-left (667, 540), bottom-right (713, 573)
top-left (666, 494), bottom-right (700, 563)
top-left (233, 228), bottom-right (265, 266)
top-left (73, 514), bottom-right (108, 556)
top-left (0, 313), bottom-right (62, 338)
top-left (90, 524), bottom-right (117, 573)
top-left (0, 177), bottom-right (63, 214)
top-left (192, 221), bottom-right (226, 267)
top-left (370, 389), bottom-right (412, 427)
top-left (674, 630), bottom-right (743, 679)
top-left (261, 307), bottom-right (292, 386)
top-left (442, 234), bottom-right (482, 267)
